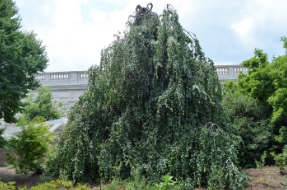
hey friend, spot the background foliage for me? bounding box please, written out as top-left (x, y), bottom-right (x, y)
top-left (222, 89), bottom-right (273, 167)
top-left (0, 0), bottom-right (48, 123)
top-left (51, 4), bottom-right (249, 189)
top-left (0, 127), bottom-right (9, 148)
top-left (222, 37), bottom-right (287, 168)
top-left (21, 86), bottom-right (64, 123)
top-left (238, 39), bottom-right (287, 126)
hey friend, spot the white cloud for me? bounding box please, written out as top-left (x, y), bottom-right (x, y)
top-left (230, 0), bottom-right (287, 50)
top-left (231, 18), bottom-right (254, 44)
top-left (90, 9), bottom-right (107, 24)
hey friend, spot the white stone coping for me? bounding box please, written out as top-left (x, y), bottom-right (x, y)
top-left (35, 65), bottom-right (246, 85)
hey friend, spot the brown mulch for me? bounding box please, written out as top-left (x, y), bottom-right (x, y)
top-left (245, 166), bottom-right (287, 190)
top-left (1, 166), bottom-right (287, 189)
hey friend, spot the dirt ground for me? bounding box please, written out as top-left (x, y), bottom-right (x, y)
top-left (245, 166), bottom-right (287, 190)
top-left (1, 166), bottom-right (287, 189)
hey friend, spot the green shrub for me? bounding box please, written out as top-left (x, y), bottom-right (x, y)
top-left (271, 145), bottom-right (287, 174)
top-left (22, 180), bottom-right (90, 190)
top-left (222, 91), bottom-right (275, 167)
top-left (5, 117), bottom-right (54, 175)
top-left (255, 151), bottom-right (267, 168)
top-left (0, 179), bottom-right (90, 190)
top-left (0, 179), bottom-right (16, 190)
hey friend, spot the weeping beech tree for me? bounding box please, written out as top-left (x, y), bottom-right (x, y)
top-left (52, 4), bottom-right (249, 188)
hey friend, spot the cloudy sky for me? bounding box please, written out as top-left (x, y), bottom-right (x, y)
top-left (15, 0), bottom-right (287, 72)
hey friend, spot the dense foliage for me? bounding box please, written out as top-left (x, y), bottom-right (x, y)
top-left (21, 86), bottom-right (63, 122)
top-left (222, 89), bottom-right (273, 167)
top-left (51, 4), bottom-right (249, 188)
top-left (0, 0), bottom-right (48, 123)
top-left (238, 39), bottom-right (287, 126)
top-left (222, 37), bottom-right (287, 168)
top-left (5, 117), bottom-right (54, 175)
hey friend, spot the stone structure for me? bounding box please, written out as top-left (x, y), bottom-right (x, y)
top-left (215, 65), bottom-right (248, 83)
top-left (32, 71), bottom-right (89, 110)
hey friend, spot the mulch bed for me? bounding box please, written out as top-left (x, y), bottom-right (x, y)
top-left (246, 166), bottom-right (287, 190)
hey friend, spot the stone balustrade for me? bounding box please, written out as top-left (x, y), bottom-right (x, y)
top-left (50, 73), bottom-right (69, 80)
top-left (35, 65), bottom-right (246, 86)
top-left (234, 67), bottom-right (248, 74)
top-left (35, 71), bottom-right (88, 86)
top-left (215, 65), bottom-right (247, 83)
top-left (80, 73), bottom-right (89, 79)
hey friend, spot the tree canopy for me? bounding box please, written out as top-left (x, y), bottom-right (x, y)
top-left (222, 37), bottom-right (287, 167)
top-left (21, 86), bottom-right (63, 123)
top-left (51, 4), bottom-right (249, 188)
top-left (236, 37), bottom-right (287, 126)
top-left (0, 0), bottom-right (48, 123)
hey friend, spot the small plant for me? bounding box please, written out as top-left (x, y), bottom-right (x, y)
top-left (272, 169), bottom-right (278, 174)
top-left (45, 145), bottom-right (60, 177)
top-left (259, 177), bottom-right (266, 183)
top-left (278, 175), bottom-right (287, 187)
top-left (271, 145), bottom-right (287, 174)
top-left (5, 117), bottom-right (54, 175)
top-left (153, 174), bottom-right (176, 190)
top-left (40, 173), bottom-right (54, 183)
top-left (255, 151), bottom-right (267, 168)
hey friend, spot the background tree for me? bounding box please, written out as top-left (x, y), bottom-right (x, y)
top-left (0, 0), bottom-right (48, 123)
top-left (21, 86), bottom-right (64, 123)
top-left (51, 4), bottom-right (249, 188)
top-left (237, 38), bottom-right (287, 126)
top-left (222, 37), bottom-right (287, 167)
